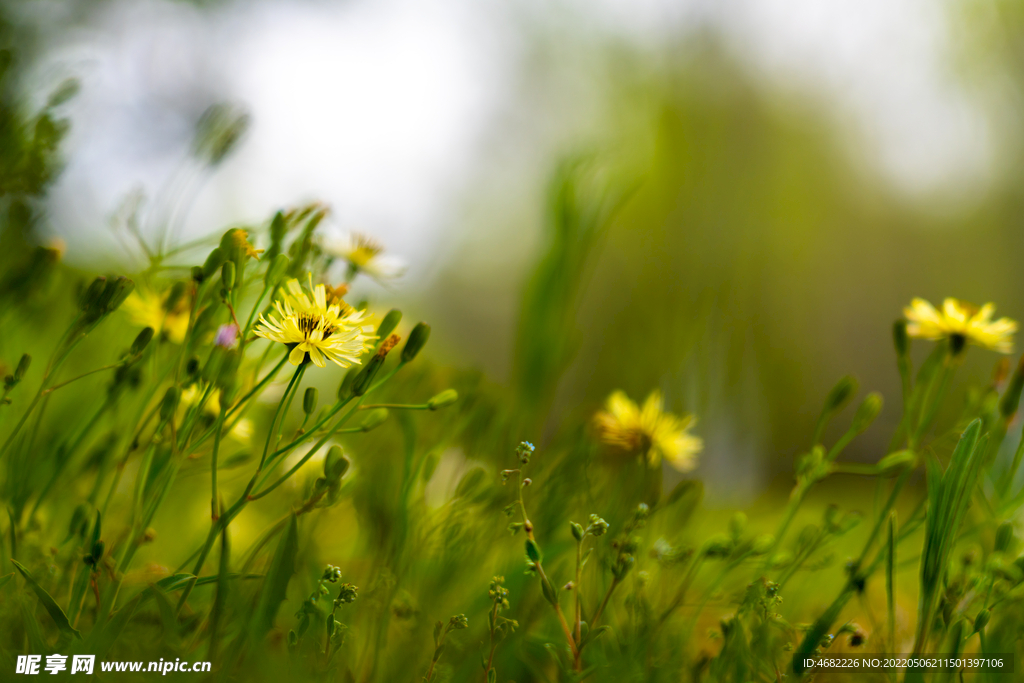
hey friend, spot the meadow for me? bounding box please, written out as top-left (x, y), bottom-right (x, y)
top-left (1, 26), bottom-right (1024, 683)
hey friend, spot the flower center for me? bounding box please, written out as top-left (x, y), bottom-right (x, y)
top-left (298, 313), bottom-right (336, 340)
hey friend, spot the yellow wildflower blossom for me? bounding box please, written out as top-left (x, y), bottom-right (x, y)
top-left (321, 232), bottom-right (406, 282)
top-left (594, 390), bottom-right (702, 471)
top-left (254, 275), bottom-right (374, 368)
top-left (121, 288), bottom-right (190, 344)
top-left (904, 297), bottom-right (1017, 354)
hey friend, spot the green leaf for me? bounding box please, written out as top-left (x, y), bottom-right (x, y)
top-left (0, 572), bottom-right (14, 591)
top-left (12, 559), bottom-right (82, 641)
top-left (251, 514), bottom-right (299, 642)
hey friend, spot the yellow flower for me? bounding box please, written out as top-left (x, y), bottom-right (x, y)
top-left (594, 390), bottom-right (702, 471)
top-left (255, 275), bottom-right (375, 368)
top-left (904, 297), bottom-right (1017, 354)
top-left (321, 232), bottom-right (406, 282)
top-left (179, 386), bottom-right (252, 443)
top-left (121, 288), bottom-right (190, 344)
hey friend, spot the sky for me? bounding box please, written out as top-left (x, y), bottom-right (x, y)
top-left (37, 0), bottom-right (995, 274)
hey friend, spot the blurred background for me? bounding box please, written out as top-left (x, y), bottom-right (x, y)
top-left (7, 0), bottom-right (1024, 502)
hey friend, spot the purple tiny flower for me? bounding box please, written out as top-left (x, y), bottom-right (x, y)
top-left (215, 323), bottom-right (239, 348)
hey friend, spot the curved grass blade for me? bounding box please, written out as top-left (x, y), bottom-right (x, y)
top-left (11, 558), bottom-right (82, 642)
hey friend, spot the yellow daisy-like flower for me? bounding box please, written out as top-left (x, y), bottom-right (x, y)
top-left (321, 232), bottom-right (406, 282)
top-left (593, 390), bottom-right (703, 472)
top-left (255, 276), bottom-right (375, 368)
top-left (121, 288), bottom-right (190, 344)
top-left (179, 386), bottom-right (253, 443)
top-left (904, 297), bottom-right (1017, 354)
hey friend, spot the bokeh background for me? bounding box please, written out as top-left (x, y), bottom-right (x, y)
top-left (8, 0), bottom-right (1024, 504)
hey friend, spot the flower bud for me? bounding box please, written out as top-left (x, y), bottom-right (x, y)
top-left (350, 355), bottom-right (385, 397)
top-left (165, 282), bottom-right (187, 313)
top-left (427, 389), bottom-right (458, 410)
top-left (265, 253), bottom-right (289, 286)
top-left (876, 450), bottom-right (916, 477)
top-left (1000, 355), bottom-right (1024, 420)
top-left (893, 320), bottom-right (909, 357)
top-left (324, 446), bottom-right (350, 483)
top-left (79, 276), bottom-right (107, 312)
top-left (303, 387), bottom-right (318, 415)
top-left (91, 540), bottom-right (105, 563)
top-left (221, 261), bottom-right (236, 290)
top-left (338, 367), bottom-right (357, 401)
top-left (268, 211), bottom-right (287, 259)
top-left (852, 392), bottom-right (883, 433)
top-left (824, 375), bottom-right (859, 415)
top-left (729, 512), bottom-right (747, 539)
top-left (570, 521), bottom-right (585, 541)
top-left (400, 322), bottom-right (431, 364)
top-left (14, 354), bottom-right (31, 381)
top-left (203, 248), bottom-right (225, 280)
top-left (752, 534), bottom-right (775, 555)
top-left (450, 614), bottom-right (468, 630)
top-left (160, 386), bottom-right (180, 422)
top-left (376, 309), bottom-right (402, 342)
top-left (130, 327), bottom-right (154, 356)
top-left (995, 521), bottom-right (1014, 553)
top-left (360, 407), bottom-right (388, 432)
top-left (974, 609), bottom-right (990, 633)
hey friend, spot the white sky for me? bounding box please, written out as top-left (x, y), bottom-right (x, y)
top-left (40, 0), bottom-right (996, 270)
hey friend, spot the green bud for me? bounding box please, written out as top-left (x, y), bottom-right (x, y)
top-left (376, 309), bottom-right (402, 342)
top-left (401, 322), bottom-right (430, 364)
top-left (893, 320), bottom-right (909, 357)
top-left (203, 248), bottom-right (225, 280)
top-left (571, 521), bottom-right (585, 542)
top-left (324, 446), bottom-right (350, 483)
top-left (165, 282), bottom-right (187, 312)
top-left (360, 407), bottom-right (388, 432)
top-left (91, 540), bottom-right (105, 563)
top-left (303, 387), bottom-right (318, 415)
top-left (824, 375), bottom-right (858, 415)
top-left (1000, 355), bottom-right (1024, 420)
top-left (876, 450), bottom-right (916, 477)
top-left (729, 512), bottom-right (747, 539)
top-left (130, 327), bottom-right (154, 355)
top-left (265, 253), bottom-right (289, 286)
top-left (974, 609), bottom-right (990, 633)
top-left (420, 452), bottom-right (439, 482)
top-left (752, 534), bottom-right (775, 555)
top-left (14, 354), bottom-right (31, 381)
top-left (427, 389), bottom-right (458, 410)
top-left (160, 386), bottom-right (180, 422)
top-left (540, 576), bottom-right (558, 606)
top-left (995, 522), bottom-right (1014, 554)
top-left (338, 367), bottom-right (357, 401)
top-left (268, 211), bottom-right (287, 260)
top-left (852, 392), bottom-right (883, 433)
top-left (221, 261), bottom-right (236, 290)
top-left (350, 355), bottom-right (385, 397)
top-left (525, 539), bottom-right (542, 564)
top-left (80, 276), bottom-right (107, 312)
top-left (96, 276), bottom-right (134, 316)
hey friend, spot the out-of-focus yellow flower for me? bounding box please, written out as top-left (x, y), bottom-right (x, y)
top-left (594, 390), bottom-right (702, 471)
top-left (904, 297), bottom-right (1017, 354)
top-left (121, 288), bottom-right (190, 344)
top-left (179, 385), bottom-right (252, 443)
top-left (254, 275), bottom-right (374, 368)
top-left (321, 232), bottom-right (406, 282)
